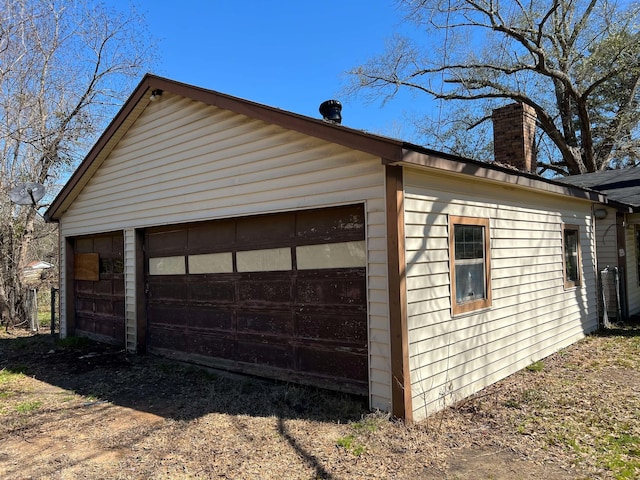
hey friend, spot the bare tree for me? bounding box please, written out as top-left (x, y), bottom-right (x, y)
top-left (347, 0), bottom-right (640, 176)
top-left (0, 0), bottom-right (155, 328)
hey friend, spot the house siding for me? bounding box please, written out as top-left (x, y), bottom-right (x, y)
top-left (625, 215), bottom-right (640, 316)
top-left (594, 208), bottom-right (618, 320)
top-left (57, 92), bottom-right (391, 411)
top-left (403, 168), bottom-right (597, 421)
top-left (594, 208), bottom-right (618, 271)
top-left (124, 229), bottom-right (137, 352)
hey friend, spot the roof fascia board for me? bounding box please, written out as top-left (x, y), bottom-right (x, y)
top-left (397, 148), bottom-right (608, 204)
top-left (44, 76), bottom-right (154, 221)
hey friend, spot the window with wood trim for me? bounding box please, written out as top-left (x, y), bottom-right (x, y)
top-left (563, 224), bottom-right (581, 288)
top-left (449, 216), bottom-right (491, 315)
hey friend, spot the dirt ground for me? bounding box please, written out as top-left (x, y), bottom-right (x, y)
top-left (0, 326), bottom-right (639, 480)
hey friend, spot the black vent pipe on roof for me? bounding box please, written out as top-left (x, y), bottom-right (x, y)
top-left (319, 100), bottom-right (342, 124)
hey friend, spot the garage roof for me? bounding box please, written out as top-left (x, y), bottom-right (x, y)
top-left (45, 74), bottom-right (607, 221)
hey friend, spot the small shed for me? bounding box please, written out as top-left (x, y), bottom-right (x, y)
top-left (22, 261), bottom-right (53, 285)
top-left (45, 75), bottom-right (603, 421)
top-left (559, 168), bottom-right (640, 322)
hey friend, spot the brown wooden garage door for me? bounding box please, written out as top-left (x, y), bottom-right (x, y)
top-left (72, 232), bottom-right (125, 345)
top-left (145, 204), bottom-right (368, 394)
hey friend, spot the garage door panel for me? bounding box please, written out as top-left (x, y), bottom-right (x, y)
top-left (189, 332), bottom-right (235, 359)
top-left (238, 277), bottom-right (292, 304)
top-left (94, 298), bottom-right (115, 315)
top-left (73, 232), bottom-right (125, 346)
top-left (188, 280), bottom-right (235, 303)
top-left (148, 304), bottom-right (190, 327)
top-left (188, 307), bottom-right (234, 330)
top-left (93, 235), bottom-right (115, 253)
top-left (76, 297), bottom-right (93, 314)
top-left (148, 278), bottom-right (188, 301)
top-left (75, 315), bottom-right (125, 341)
top-left (237, 310), bottom-right (293, 335)
top-left (237, 340), bottom-right (293, 368)
top-left (145, 204), bottom-right (368, 395)
top-left (75, 238), bottom-right (94, 253)
top-left (147, 228), bottom-right (187, 255)
top-left (113, 279), bottom-right (125, 295)
top-left (75, 315), bottom-right (92, 331)
top-left (236, 212), bottom-right (295, 247)
top-left (298, 347), bottom-right (368, 381)
top-left (296, 274), bottom-right (366, 305)
top-left (76, 280), bottom-right (94, 294)
top-left (296, 205), bottom-right (365, 242)
top-left (149, 326), bottom-right (188, 351)
top-left (296, 310), bottom-right (367, 344)
top-left (188, 220), bottom-right (235, 252)
top-left (94, 279), bottom-right (113, 295)
top-left (95, 317), bottom-right (125, 338)
top-left (114, 301), bottom-right (125, 318)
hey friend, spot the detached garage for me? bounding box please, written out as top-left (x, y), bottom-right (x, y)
top-left (46, 75), bottom-right (604, 421)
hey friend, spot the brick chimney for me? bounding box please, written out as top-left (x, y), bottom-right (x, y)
top-left (492, 103), bottom-right (537, 173)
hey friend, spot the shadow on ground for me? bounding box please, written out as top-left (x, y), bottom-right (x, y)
top-left (0, 331), bottom-right (369, 424)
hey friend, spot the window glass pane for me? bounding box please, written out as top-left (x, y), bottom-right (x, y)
top-left (188, 252), bottom-right (233, 274)
top-left (149, 256), bottom-right (185, 275)
top-left (237, 247), bottom-right (292, 272)
top-left (564, 230), bottom-right (578, 282)
top-left (296, 241), bottom-right (366, 270)
top-left (455, 262), bottom-right (485, 304)
top-left (455, 225), bottom-right (484, 260)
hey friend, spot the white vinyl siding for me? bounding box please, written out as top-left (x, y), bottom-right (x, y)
top-left (594, 208), bottom-right (618, 320)
top-left (57, 92), bottom-right (390, 412)
top-left (594, 208), bottom-right (618, 271)
top-left (403, 168), bottom-right (597, 421)
top-left (124, 229), bottom-right (137, 352)
top-left (626, 215), bottom-right (640, 316)
top-left (59, 241), bottom-right (68, 338)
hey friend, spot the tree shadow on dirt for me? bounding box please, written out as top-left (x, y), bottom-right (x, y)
top-left (0, 332), bottom-right (369, 426)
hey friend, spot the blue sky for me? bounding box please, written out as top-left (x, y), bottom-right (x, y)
top-left (120, 0), bottom-right (426, 141)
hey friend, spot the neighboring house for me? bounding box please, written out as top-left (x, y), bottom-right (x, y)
top-left (22, 261), bottom-right (53, 285)
top-left (45, 75), bottom-right (604, 422)
top-left (558, 169), bottom-right (640, 321)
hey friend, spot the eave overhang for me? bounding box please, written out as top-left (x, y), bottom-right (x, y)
top-left (385, 146), bottom-right (611, 205)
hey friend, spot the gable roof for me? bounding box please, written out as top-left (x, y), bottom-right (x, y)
top-left (557, 168), bottom-right (640, 211)
top-left (44, 74), bottom-right (606, 221)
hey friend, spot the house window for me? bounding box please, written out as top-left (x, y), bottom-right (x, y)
top-left (449, 216), bottom-right (491, 315)
top-left (563, 225), bottom-right (581, 288)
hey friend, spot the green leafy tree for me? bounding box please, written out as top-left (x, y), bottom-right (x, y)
top-left (347, 0), bottom-right (640, 176)
top-left (0, 0), bottom-right (155, 328)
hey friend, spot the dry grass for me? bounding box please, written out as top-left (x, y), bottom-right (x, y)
top-left (0, 325), bottom-right (638, 479)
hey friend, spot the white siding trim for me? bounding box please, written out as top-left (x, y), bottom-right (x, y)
top-left (124, 229), bottom-right (137, 353)
top-left (625, 216), bottom-right (640, 316)
top-left (59, 238), bottom-right (68, 338)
